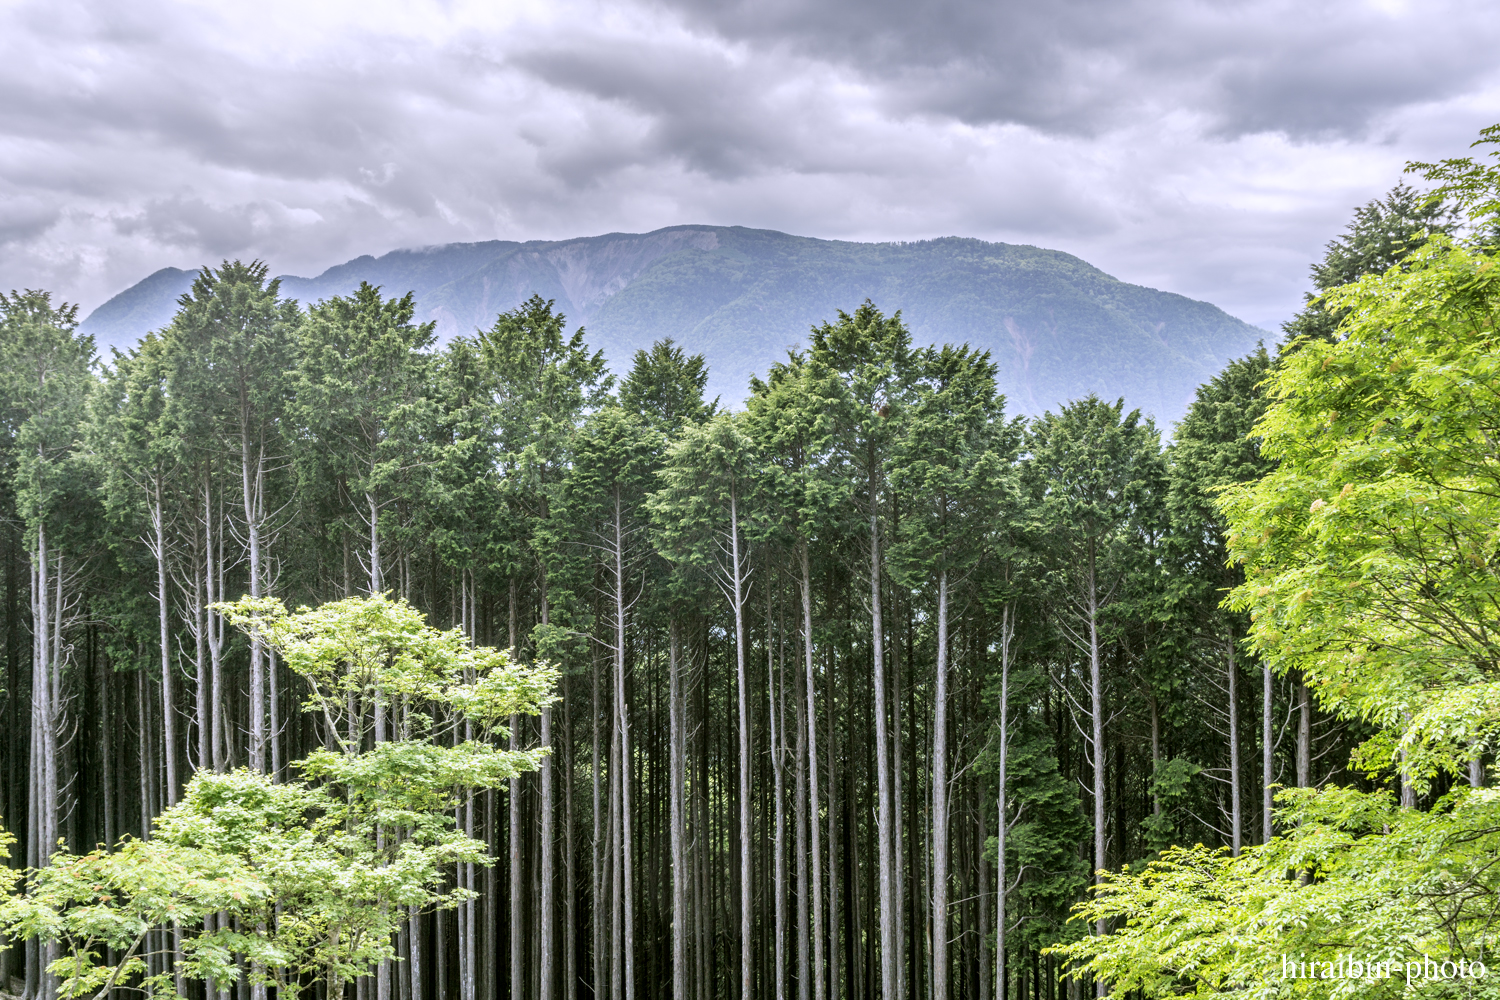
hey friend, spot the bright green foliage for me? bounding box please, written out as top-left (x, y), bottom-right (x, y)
top-left (1220, 233), bottom-right (1500, 781)
top-left (213, 594), bottom-right (557, 739)
top-left (1054, 127), bottom-right (1500, 1000)
top-left (1408, 124), bottom-right (1500, 231)
top-left (1055, 784), bottom-right (1500, 1000)
top-left (9, 845), bottom-right (261, 999)
top-left (1281, 185), bottom-right (1457, 346)
top-left (0, 817), bottom-right (270, 1000)
top-left (0, 595), bottom-right (560, 999)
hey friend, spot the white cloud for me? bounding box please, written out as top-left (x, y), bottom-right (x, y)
top-left (1, 0), bottom-right (1496, 336)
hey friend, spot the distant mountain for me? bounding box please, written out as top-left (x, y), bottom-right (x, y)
top-left (81, 225), bottom-right (1266, 424)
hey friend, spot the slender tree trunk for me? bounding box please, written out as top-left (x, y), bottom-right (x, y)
top-left (99, 653), bottom-right (115, 850)
top-left (565, 679), bottom-right (578, 1000)
top-left (540, 705), bottom-right (554, 1000)
top-left (931, 571), bottom-right (951, 1000)
top-left (611, 677), bottom-right (623, 1000)
top-left (511, 579), bottom-right (524, 1000)
top-left (30, 523), bottom-right (58, 1000)
top-left (540, 576), bottom-right (555, 1000)
top-left (794, 633), bottom-right (810, 1000)
top-left (1087, 541), bottom-right (1106, 969)
top-left (669, 621), bottom-right (688, 1000)
top-left (592, 641), bottom-right (605, 1000)
top-left (1296, 680), bottom-right (1311, 789)
top-left (152, 489), bottom-right (177, 805)
top-left (1149, 694), bottom-right (1161, 818)
top-left (206, 484), bottom-right (227, 772)
top-left (799, 541), bottom-right (825, 1000)
top-left (193, 511), bottom-right (209, 775)
top-left (995, 603), bottom-right (1013, 1000)
top-left (770, 587), bottom-right (787, 1000)
top-left (869, 490), bottom-right (897, 1000)
top-left (1262, 664), bottom-right (1273, 842)
top-left (1227, 636), bottom-right (1241, 856)
top-left (152, 490), bottom-right (185, 999)
top-left (240, 428), bottom-right (266, 777)
top-left (728, 490), bottom-right (752, 1000)
top-left (368, 492), bottom-right (382, 593)
top-left (613, 492), bottom-right (636, 1000)
top-left (511, 704), bottom-right (524, 1000)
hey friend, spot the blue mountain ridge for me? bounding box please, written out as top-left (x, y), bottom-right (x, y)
top-left (79, 225), bottom-right (1267, 425)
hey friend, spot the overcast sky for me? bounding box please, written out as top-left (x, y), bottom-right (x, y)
top-left (3, 0), bottom-right (1498, 332)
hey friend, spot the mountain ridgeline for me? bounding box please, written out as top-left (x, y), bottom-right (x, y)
top-left (82, 225), bottom-right (1264, 422)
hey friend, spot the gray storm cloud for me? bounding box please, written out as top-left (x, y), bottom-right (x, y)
top-left (1, 0), bottom-right (1497, 340)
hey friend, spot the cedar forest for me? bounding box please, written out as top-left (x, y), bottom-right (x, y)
top-left (3, 128), bottom-right (1500, 1000)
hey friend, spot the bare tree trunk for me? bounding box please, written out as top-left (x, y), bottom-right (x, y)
top-left (611, 683), bottom-right (622, 1000)
top-left (770, 588), bottom-right (787, 1000)
top-left (206, 484), bottom-right (227, 772)
top-left (995, 604), bottom-right (1013, 1000)
top-left (30, 524), bottom-right (59, 1000)
top-left (240, 428), bottom-right (265, 777)
top-left (510, 579), bottom-right (524, 1000)
top-left (612, 492), bottom-right (636, 1000)
top-left (511, 703), bottom-right (524, 1000)
top-left (825, 638), bottom-right (840, 1000)
top-left (540, 705), bottom-right (554, 1000)
top-left (269, 648), bottom-right (281, 779)
top-left (728, 491), bottom-right (752, 1000)
top-left (799, 541), bottom-right (825, 1000)
top-left (592, 641), bottom-right (605, 1000)
top-left (1087, 541), bottom-right (1106, 971)
top-left (192, 509), bottom-right (209, 775)
top-left (1262, 664), bottom-right (1273, 842)
top-left (154, 482), bottom-right (185, 1000)
top-left (565, 682), bottom-right (578, 1000)
top-left (869, 493), bottom-right (897, 1000)
top-left (1227, 636), bottom-right (1241, 856)
top-left (540, 576), bottom-right (555, 1000)
top-left (1149, 694), bottom-right (1161, 819)
top-left (794, 643), bottom-right (810, 1000)
top-left (670, 621), bottom-right (688, 1000)
top-left (1296, 680), bottom-right (1310, 789)
top-left (151, 489), bottom-right (177, 805)
top-left (368, 492), bottom-right (382, 593)
top-left (99, 653), bottom-right (115, 850)
top-left (931, 572), bottom-right (951, 1000)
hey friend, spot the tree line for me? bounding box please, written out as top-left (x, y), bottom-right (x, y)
top-left (0, 160), bottom-right (1466, 1000)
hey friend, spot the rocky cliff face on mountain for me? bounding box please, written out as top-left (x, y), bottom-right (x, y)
top-left (81, 225), bottom-right (1266, 424)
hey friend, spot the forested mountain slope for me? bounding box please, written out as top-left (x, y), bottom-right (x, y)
top-left (81, 226), bottom-right (1264, 422)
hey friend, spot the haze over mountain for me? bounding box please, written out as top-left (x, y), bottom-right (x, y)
top-left (81, 225), bottom-right (1266, 424)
